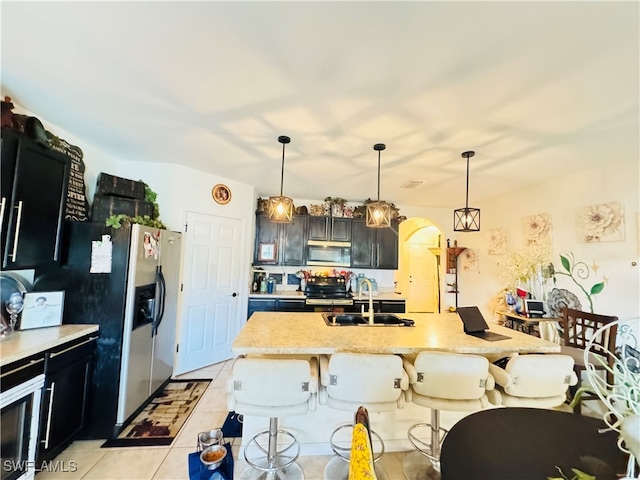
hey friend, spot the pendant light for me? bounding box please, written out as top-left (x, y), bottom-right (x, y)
top-left (366, 143), bottom-right (392, 228)
top-left (268, 135), bottom-right (294, 223)
top-left (453, 150), bottom-right (481, 232)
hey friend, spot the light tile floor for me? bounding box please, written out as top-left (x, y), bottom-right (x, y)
top-left (37, 359), bottom-right (602, 480)
top-left (35, 360), bottom-right (413, 480)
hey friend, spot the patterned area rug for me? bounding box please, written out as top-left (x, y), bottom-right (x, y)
top-left (102, 380), bottom-right (210, 447)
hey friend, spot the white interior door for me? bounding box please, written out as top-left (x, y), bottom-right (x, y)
top-left (406, 244), bottom-right (437, 312)
top-left (174, 212), bottom-right (244, 376)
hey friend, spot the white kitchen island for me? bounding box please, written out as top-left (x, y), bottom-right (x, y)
top-left (231, 312), bottom-right (560, 455)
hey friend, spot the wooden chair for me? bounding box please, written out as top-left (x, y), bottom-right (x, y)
top-left (559, 307), bottom-right (618, 414)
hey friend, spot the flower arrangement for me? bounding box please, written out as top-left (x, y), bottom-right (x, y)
top-left (499, 244), bottom-right (554, 299)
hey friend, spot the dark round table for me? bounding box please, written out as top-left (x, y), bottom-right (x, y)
top-left (440, 407), bottom-right (631, 480)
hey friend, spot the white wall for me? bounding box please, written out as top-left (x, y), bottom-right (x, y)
top-left (9, 98), bottom-right (638, 327)
top-left (6, 99), bottom-right (258, 318)
top-left (451, 158), bottom-right (639, 329)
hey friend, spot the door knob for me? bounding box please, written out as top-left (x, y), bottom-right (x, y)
top-left (231, 292), bottom-right (238, 297)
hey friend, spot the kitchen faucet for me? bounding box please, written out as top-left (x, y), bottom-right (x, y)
top-left (358, 278), bottom-right (375, 325)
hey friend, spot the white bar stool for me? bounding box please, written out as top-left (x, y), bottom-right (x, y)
top-left (227, 355), bottom-right (319, 480)
top-left (319, 353), bottom-right (409, 480)
top-left (402, 351), bottom-right (495, 478)
top-left (486, 353), bottom-right (577, 409)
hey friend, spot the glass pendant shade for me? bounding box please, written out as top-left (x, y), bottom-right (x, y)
top-left (453, 151), bottom-right (481, 232)
top-left (268, 195), bottom-right (294, 223)
top-left (366, 143), bottom-right (392, 228)
top-left (268, 135), bottom-right (293, 223)
top-left (366, 201), bottom-right (392, 228)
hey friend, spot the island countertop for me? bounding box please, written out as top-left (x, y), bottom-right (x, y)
top-left (232, 312), bottom-right (560, 356)
top-left (1, 324), bottom-right (99, 367)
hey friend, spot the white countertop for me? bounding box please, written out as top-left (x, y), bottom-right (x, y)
top-left (233, 312), bottom-right (560, 356)
top-left (0, 324), bottom-right (99, 366)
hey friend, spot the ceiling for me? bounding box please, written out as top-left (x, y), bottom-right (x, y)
top-left (2, 1), bottom-right (638, 209)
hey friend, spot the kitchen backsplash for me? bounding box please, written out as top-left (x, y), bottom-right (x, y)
top-left (251, 265), bottom-right (396, 292)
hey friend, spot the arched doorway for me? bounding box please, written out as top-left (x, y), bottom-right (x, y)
top-left (397, 218), bottom-right (444, 313)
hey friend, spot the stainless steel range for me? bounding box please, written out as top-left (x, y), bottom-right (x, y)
top-left (304, 276), bottom-right (353, 308)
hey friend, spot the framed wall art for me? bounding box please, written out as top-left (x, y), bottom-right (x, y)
top-left (523, 213), bottom-right (552, 245)
top-left (576, 201), bottom-right (624, 243)
top-left (487, 228), bottom-right (507, 255)
top-left (19, 291), bottom-right (65, 330)
top-left (258, 243), bottom-right (277, 263)
top-left (212, 184), bottom-right (231, 205)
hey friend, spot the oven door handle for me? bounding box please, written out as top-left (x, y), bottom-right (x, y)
top-left (42, 382), bottom-right (55, 449)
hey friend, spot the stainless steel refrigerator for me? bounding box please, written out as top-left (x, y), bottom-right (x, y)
top-left (35, 222), bottom-right (183, 439)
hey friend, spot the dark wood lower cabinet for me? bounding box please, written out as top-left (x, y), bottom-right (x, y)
top-left (276, 299), bottom-right (306, 311)
top-left (37, 335), bottom-right (96, 464)
top-left (247, 298), bottom-right (277, 319)
top-left (248, 297), bottom-right (405, 318)
top-left (247, 298), bottom-right (307, 318)
top-left (380, 300), bottom-right (406, 313)
top-left (351, 299), bottom-right (406, 314)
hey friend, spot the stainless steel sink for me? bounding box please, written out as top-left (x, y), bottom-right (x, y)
top-left (322, 312), bottom-right (414, 327)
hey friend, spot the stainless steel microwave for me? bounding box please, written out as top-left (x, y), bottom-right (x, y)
top-left (306, 240), bottom-right (351, 267)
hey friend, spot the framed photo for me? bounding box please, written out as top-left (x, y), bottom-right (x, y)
top-left (19, 291), bottom-right (65, 330)
top-left (212, 184), bottom-right (231, 205)
top-left (258, 242), bottom-right (277, 263)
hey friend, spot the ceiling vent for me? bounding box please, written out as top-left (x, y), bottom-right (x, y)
top-left (400, 180), bottom-right (424, 189)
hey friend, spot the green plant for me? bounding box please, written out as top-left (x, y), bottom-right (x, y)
top-left (552, 253), bottom-right (605, 313)
top-left (104, 181), bottom-right (166, 229)
top-left (324, 197), bottom-right (347, 206)
top-left (548, 466), bottom-right (596, 480)
top-left (142, 181), bottom-right (160, 220)
top-left (105, 214), bottom-right (165, 229)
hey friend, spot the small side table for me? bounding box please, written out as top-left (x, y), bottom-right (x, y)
top-left (496, 309), bottom-right (559, 336)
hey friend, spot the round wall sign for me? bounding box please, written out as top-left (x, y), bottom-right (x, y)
top-left (212, 184), bottom-right (231, 205)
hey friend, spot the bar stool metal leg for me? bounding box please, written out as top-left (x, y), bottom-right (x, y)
top-left (404, 410), bottom-right (448, 479)
top-left (241, 417), bottom-right (304, 480)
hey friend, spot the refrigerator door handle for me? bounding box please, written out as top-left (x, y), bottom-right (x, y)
top-left (152, 267), bottom-right (167, 336)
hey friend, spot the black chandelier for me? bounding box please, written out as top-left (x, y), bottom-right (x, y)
top-left (453, 150), bottom-right (480, 232)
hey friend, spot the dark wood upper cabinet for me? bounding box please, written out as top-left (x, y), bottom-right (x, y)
top-left (281, 215), bottom-right (307, 266)
top-left (351, 219), bottom-right (375, 268)
top-left (351, 218), bottom-right (399, 269)
top-left (254, 214), bottom-right (307, 266)
top-left (254, 213), bottom-right (398, 269)
top-left (1, 131), bottom-right (70, 270)
top-left (308, 216), bottom-right (351, 242)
